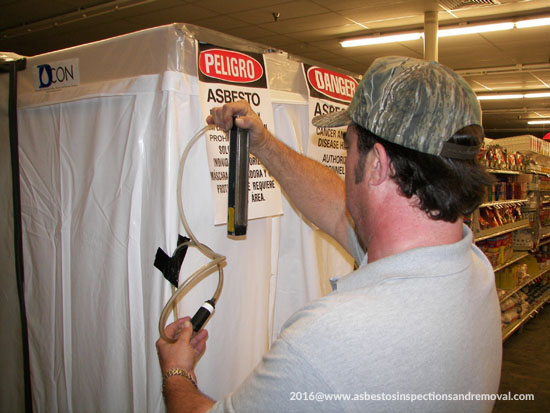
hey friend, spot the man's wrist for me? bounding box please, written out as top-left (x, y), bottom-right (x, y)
top-left (163, 368), bottom-right (197, 391)
top-left (162, 372), bottom-right (215, 413)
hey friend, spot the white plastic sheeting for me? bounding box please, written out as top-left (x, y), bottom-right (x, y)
top-left (14, 24), bottom-right (354, 412)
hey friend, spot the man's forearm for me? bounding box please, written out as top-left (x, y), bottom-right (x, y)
top-left (254, 129), bottom-right (348, 248)
top-left (163, 376), bottom-right (215, 413)
top-left (206, 100), bottom-right (349, 249)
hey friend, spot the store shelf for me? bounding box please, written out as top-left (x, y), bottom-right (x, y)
top-left (527, 169), bottom-right (550, 177)
top-left (538, 227), bottom-right (550, 240)
top-left (493, 252), bottom-right (530, 273)
top-left (499, 266), bottom-right (550, 303)
top-left (475, 219), bottom-right (530, 242)
top-left (486, 169), bottom-right (521, 175)
top-left (479, 199), bottom-right (528, 208)
top-left (502, 290), bottom-right (550, 342)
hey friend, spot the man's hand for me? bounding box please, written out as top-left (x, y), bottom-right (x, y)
top-left (156, 317), bottom-right (215, 413)
top-left (206, 100), bottom-right (269, 155)
top-left (156, 317), bottom-right (209, 376)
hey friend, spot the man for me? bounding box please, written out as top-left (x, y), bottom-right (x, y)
top-left (156, 56), bottom-right (502, 412)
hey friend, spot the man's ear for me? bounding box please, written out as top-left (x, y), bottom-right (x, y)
top-left (368, 143), bottom-right (391, 186)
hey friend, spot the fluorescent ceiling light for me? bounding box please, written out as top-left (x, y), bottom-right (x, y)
top-left (528, 120), bottom-right (550, 125)
top-left (525, 92), bottom-right (550, 99)
top-left (477, 92), bottom-right (550, 100)
top-left (341, 32), bottom-right (422, 47)
top-left (340, 16), bottom-right (550, 48)
top-left (439, 22), bottom-right (514, 37)
top-left (516, 17), bottom-right (550, 28)
top-left (477, 94), bottom-right (523, 100)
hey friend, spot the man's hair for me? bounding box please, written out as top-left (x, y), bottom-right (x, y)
top-left (353, 123), bottom-right (493, 222)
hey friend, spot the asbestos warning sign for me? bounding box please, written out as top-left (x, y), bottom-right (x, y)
top-left (303, 64), bottom-right (359, 179)
top-left (197, 43), bottom-right (282, 226)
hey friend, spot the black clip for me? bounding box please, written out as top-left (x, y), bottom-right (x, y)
top-left (154, 235), bottom-right (190, 287)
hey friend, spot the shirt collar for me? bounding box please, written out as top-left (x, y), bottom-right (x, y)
top-left (334, 224), bottom-right (473, 292)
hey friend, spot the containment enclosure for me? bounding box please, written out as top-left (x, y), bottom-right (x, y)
top-left (3, 24), bottom-right (354, 412)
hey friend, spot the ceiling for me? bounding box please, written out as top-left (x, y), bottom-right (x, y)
top-left (1, 0), bottom-right (549, 138)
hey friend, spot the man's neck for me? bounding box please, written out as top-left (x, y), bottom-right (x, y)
top-left (361, 195), bottom-right (464, 264)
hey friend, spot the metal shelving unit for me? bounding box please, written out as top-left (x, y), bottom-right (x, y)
top-left (483, 139), bottom-right (550, 341)
top-left (477, 166), bottom-right (550, 342)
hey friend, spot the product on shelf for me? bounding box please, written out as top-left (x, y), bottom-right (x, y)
top-left (513, 173), bottom-right (548, 192)
top-left (482, 171), bottom-right (528, 204)
top-left (495, 262), bottom-right (529, 290)
top-left (497, 289), bottom-right (508, 300)
top-left (501, 296), bottom-right (519, 312)
top-left (494, 135), bottom-right (550, 159)
top-left (521, 275), bottom-right (550, 305)
top-left (535, 244), bottom-right (550, 269)
top-left (501, 294), bottom-right (522, 325)
top-left (539, 176), bottom-right (550, 191)
top-left (512, 228), bottom-right (534, 250)
top-left (478, 206), bottom-right (522, 231)
top-left (478, 234), bottom-right (514, 267)
top-left (540, 210), bottom-right (550, 228)
top-left (480, 143), bottom-right (531, 172)
top-left (500, 291), bottom-right (531, 327)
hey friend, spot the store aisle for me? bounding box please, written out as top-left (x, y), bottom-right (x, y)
top-left (493, 305), bottom-right (550, 412)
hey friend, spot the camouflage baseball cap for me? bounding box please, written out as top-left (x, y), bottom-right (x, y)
top-left (312, 56), bottom-right (482, 159)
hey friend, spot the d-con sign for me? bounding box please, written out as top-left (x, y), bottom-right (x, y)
top-left (199, 48), bottom-right (264, 83)
top-left (307, 67), bottom-right (358, 103)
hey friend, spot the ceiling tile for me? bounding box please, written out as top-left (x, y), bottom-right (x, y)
top-left (310, 0), bottom-right (388, 11)
top-left (339, 9), bottom-right (423, 26)
top-left (253, 33), bottom-right (301, 48)
top-left (285, 24), bottom-right (371, 43)
top-left (445, 0), bottom-right (550, 22)
top-left (235, 0), bottom-right (331, 24)
top-left (194, 0), bottom-right (293, 14)
top-left (225, 25), bottom-right (277, 39)
top-left (0, 0), bottom-right (105, 27)
top-left (262, 12), bottom-right (352, 34)
top-left (123, 3), bottom-right (213, 26)
top-left (467, 71), bottom-right (550, 92)
top-left (192, 15), bottom-right (249, 31)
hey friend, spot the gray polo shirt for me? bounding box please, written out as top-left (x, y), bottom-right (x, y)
top-left (210, 225), bottom-right (502, 412)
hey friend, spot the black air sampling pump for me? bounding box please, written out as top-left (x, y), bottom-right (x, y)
top-left (227, 118), bottom-right (250, 236)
